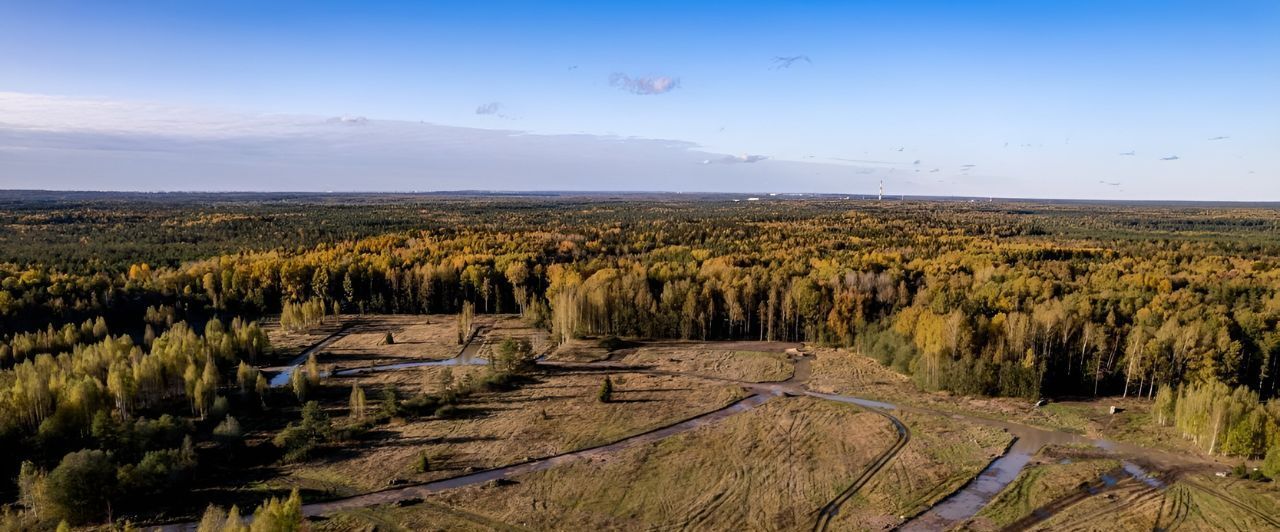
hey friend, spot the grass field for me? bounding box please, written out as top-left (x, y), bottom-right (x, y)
top-left (333, 396), bottom-right (897, 531)
top-left (618, 341), bottom-right (797, 382)
top-left (268, 369), bottom-right (747, 496)
top-left (1024, 471), bottom-right (1280, 531)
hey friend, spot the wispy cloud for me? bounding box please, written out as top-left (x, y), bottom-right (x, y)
top-left (1161, 155), bottom-right (1180, 161)
top-left (609, 73), bottom-right (680, 95)
top-left (1099, 180), bottom-right (1121, 186)
top-left (0, 92), bottom-right (887, 192)
top-left (1119, 151), bottom-right (1136, 156)
top-left (770, 55), bottom-right (811, 69)
top-left (702, 153), bottom-right (768, 164)
top-left (475, 102), bottom-right (502, 115)
top-left (326, 115), bottom-right (368, 125)
top-left (1208, 136), bottom-right (1230, 141)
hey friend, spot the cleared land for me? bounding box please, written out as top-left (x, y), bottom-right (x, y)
top-left (269, 369), bottom-right (746, 496)
top-left (808, 347), bottom-right (1230, 459)
top-left (616, 340), bottom-right (798, 382)
top-left (1028, 473), bottom-right (1280, 532)
top-left (328, 397), bottom-right (896, 531)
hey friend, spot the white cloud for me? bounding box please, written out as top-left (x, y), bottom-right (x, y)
top-left (0, 92), bottom-right (883, 193)
top-left (608, 73), bottom-right (680, 95)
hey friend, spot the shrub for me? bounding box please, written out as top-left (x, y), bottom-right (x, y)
top-left (434, 404), bottom-right (460, 419)
top-left (213, 416), bottom-right (243, 444)
top-left (598, 376), bottom-right (613, 403)
top-left (272, 401), bottom-right (333, 463)
top-left (1264, 446), bottom-right (1280, 480)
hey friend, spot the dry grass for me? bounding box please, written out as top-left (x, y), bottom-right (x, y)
top-left (546, 337), bottom-right (612, 362)
top-left (807, 347), bottom-right (1203, 451)
top-left (263, 316), bottom-right (346, 363)
top-left (266, 313), bottom-right (553, 372)
top-left (272, 369), bottom-right (747, 496)
top-left (366, 396), bottom-right (897, 531)
top-left (1026, 473), bottom-right (1280, 531)
top-left (618, 341), bottom-right (796, 382)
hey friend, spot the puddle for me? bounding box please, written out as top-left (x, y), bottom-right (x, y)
top-left (899, 439), bottom-right (1036, 531)
top-left (268, 332), bottom-right (346, 387)
top-left (1121, 461), bottom-right (1164, 489)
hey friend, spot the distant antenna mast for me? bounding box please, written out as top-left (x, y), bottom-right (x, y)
top-left (878, 180), bottom-right (883, 201)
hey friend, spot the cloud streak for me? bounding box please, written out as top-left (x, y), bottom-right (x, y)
top-left (703, 154), bottom-right (768, 164)
top-left (0, 92), bottom-right (891, 193)
top-left (609, 73), bottom-right (680, 95)
top-left (770, 55), bottom-right (811, 69)
top-left (475, 102), bottom-right (502, 115)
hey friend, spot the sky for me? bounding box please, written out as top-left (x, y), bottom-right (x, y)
top-left (1, 1), bottom-right (1277, 199)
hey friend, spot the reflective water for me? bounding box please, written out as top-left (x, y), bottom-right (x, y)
top-left (899, 438), bottom-right (1037, 531)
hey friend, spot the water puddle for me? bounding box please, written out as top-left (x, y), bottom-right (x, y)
top-left (898, 439), bottom-right (1036, 531)
top-left (1121, 461), bottom-right (1164, 489)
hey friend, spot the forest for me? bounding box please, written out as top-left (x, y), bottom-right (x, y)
top-left (2, 192), bottom-right (1280, 526)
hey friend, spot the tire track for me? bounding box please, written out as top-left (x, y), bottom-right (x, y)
top-left (1180, 479), bottom-right (1280, 529)
top-left (811, 403), bottom-right (910, 532)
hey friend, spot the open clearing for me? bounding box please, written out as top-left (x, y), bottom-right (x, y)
top-left (270, 369), bottom-right (746, 496)
top-left (615, 340), bottom-right (798, 382)
top-left (328, 396), bottom-right (897, 531)
top-left (808, 347), bottom-right (1230, 459)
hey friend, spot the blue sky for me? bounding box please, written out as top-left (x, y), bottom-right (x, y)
top-left (1, 1), bottom-right (1277, 199)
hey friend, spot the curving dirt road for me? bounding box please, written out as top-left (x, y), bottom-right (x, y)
top-left (811, 398), bottom-right (910, 532)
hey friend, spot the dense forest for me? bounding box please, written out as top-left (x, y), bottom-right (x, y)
top-left (3, 192), bottom-right (1280, 525)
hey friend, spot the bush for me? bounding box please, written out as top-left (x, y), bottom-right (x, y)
top-left (211, 396), bottom-right (230, 419)
top-left (44, 450), bottom-right (117, 524)
top-left (598, 376), bottom-right (613, 403)
top-left (598, 336), bottom-right (632, 351)
top-left (403, 394), bottom-right (443, 416)
top-left (1264, 446), bottom-right (1280, 480)
top-left (117, 447), bottom-right (197, 496)
top-left (272, 402), bottom-right (333, 463)
top-left (378, 386), bottom-right (401, 419)
top-left (434, 404), bottom-right (461, 419)
top-left (414, 452), bottom-right (430, 473)
top-left (213, 416), bottom-right (243, 444)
